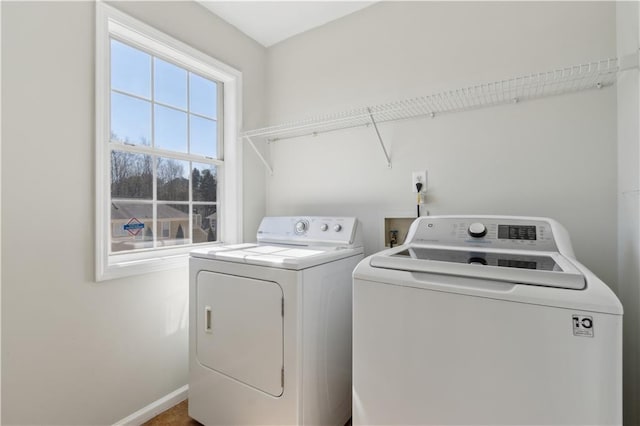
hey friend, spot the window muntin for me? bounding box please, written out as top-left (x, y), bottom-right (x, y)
top-left (108, 38), bottom-right (222, 255)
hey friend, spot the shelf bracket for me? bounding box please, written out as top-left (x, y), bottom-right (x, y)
top-left (367, 107), bottom-right (392, 168)
top-left (244, 135), bottom-right (274, 175)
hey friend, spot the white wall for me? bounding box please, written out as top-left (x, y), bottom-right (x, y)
top-left (616, 2), bottom-right (640, 425)
top-left (264, 1), bottom-right (618, 288)
top-left (1, 2), bottom-right (266, 424)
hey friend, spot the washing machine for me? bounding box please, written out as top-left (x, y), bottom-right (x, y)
top-left (353, 215), bottom-right (622, 426)
top-left (189, 216), bottom-right (363, 425)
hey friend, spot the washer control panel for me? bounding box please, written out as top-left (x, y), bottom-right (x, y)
top-left (258, 216), bottom-right (358, 245)
top-left (468, 222), bottom-right (487, 238)
top-left (408, 217), bottom-right (558, 252)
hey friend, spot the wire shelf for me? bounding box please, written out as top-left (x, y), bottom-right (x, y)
top-left (242, 53), bottom-right (638, 173)
top-left (243, 58), bottom-right (621, 141)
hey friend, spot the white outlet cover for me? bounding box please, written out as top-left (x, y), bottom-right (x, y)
top-left (412, 171), bottom-right (427, 192)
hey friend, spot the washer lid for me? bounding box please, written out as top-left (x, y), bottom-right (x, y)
top-left (370, 245), bottom-right (586, 290)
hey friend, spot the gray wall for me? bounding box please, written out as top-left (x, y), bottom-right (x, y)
top-left (1, 2), bottom-right (266, 424)
top-left (264, 1), bottom-right (618, 290)
top-left (616, 2), bottom-right (640, 425)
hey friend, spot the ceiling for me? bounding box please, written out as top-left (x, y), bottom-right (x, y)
top-left (198, 1), bottom-right (375, 47)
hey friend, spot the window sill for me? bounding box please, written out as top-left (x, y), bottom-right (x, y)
top-left (97, 243), bottom-right (222, 282)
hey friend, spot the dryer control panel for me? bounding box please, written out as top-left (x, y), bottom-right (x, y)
top-left (406, 217), bottom-right (559, 252)
top-left (257, 216), bottom-right (361, 247)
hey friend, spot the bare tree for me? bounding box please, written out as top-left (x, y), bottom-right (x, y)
top-left (157, 158), bottom-right (188, 201)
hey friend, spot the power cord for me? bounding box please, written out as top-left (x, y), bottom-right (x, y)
top-left (416, 182), bottom-right (423, 217)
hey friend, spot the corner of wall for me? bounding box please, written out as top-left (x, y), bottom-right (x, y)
top-left (616, 2), bottom-right (640, 425)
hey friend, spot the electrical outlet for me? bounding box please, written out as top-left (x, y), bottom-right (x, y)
top-left (412, 171), bottom-right (427, 192)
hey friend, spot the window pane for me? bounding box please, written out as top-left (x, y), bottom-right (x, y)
top-left (193, 204), bottom-right (217, 243)
top-left (111, 151), bottom-right (153, 199)
top-left (154, 58), bottom-right (187, 110)
top-left (157, 204), bottom-right (190, 247)
top-left (111, 39), bottom-right (151, 98)
top-left (189, 73), bottom-right (217, 118)
top-left (111, 92), bottom-right (151, 145)
top-left (192, 163), bottom-right (217, 202)
top-left (190, 115), bottom-right (217, 158)
top-left (111, 202), bottom-right (153, 253)
top-left (155, 105), bottom-right (187, 153)
top-left (157, 157), bottom-right (189, 201)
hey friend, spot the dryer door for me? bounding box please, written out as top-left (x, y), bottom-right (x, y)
top-left (196, 271), bottom-right (284, 397)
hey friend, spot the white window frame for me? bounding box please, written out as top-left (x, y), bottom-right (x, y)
top-left (95, 2), bottom-right (243, 281)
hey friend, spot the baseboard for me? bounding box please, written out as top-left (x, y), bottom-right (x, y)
top-left (113, 384), bottom-right (189, 426)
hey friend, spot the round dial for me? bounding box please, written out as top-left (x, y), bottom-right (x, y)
top-left (334, 224), bottom-right (342, 232)
top-left (294, 220), bottom-right (308, 235)
top-left (320, 224), bottom-right (329, 232)
top-left (468, 222), bottom-right (487, 238)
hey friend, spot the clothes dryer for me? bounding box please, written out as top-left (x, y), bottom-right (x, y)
top-left (189, 216), bottom-right (363, 425)
top-left (353, 215), bottom-right (622, 426)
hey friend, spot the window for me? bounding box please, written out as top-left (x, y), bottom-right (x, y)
top-left (96, 3), bottom-right (243, 281)
top-left (109, 40), bottom-right (220, 252)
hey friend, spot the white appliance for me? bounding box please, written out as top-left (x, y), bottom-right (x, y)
top-left (353, 215), bottom-right (622, 426)
top-left (189, 216), bottom-right (364, 425)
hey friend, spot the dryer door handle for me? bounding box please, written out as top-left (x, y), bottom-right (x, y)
top-left (205, 306), bottom-right (213, 333)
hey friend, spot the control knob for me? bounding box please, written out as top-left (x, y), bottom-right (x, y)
top-left (294, 220), bottom-right (308, 235)
top-left (468, 222), bottom-right (487, 238)
top-left (320, 224), bottom-right (328, 232)
top-left (334, 224), bottom-right (342, 232)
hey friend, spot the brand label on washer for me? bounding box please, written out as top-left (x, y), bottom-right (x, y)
top-left (572, 315), bottom-right (594, 337)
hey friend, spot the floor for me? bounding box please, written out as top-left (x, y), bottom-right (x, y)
top-left (143, 400), bottom-right (352, 425)
top-left (143, 400), bottom-right (202, 426)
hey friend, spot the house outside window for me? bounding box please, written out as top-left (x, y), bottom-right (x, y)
top-left (96, 3), bottom-right (242, 281)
